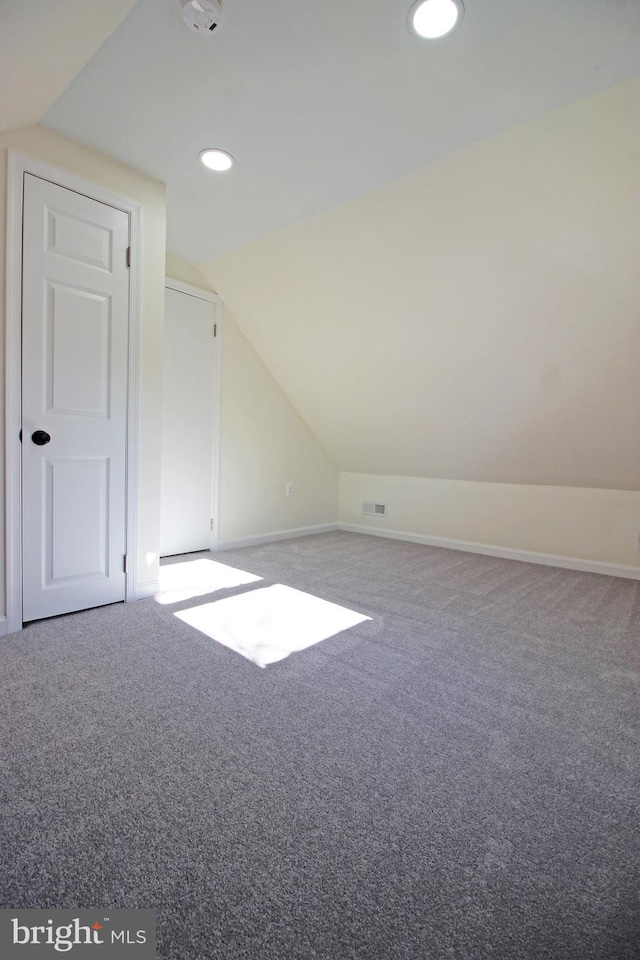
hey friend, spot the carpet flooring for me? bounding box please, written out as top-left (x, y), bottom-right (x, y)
top-left (2, 531), bottom-right (639, 959)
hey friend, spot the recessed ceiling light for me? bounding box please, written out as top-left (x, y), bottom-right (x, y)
top-left (199, 148), bottom-right (234, 172)
top-left (409, 0), bottom-right (464, 39)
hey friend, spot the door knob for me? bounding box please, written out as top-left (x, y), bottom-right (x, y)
top-left (31, 430), bottom-right (51, 446)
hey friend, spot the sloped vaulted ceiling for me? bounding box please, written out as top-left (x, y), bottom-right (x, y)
top-left (202, 81), bottom-right (640, 491)
top-left (42, 0), bottom-right (640, 263)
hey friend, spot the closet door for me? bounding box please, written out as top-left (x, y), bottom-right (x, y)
top-left (22, 174), bottom-right (130, 620)
top-left (160, 284), bottom-right (218, 556)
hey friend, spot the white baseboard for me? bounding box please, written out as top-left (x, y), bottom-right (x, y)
top-left (135, 579), bottom-right (161, 600)
top-left (217, 523), bottom-right (339, 551)
top-left (338, 523), bottom-right (640, 580)
top-left (0, 616), bottom-right (7, 637)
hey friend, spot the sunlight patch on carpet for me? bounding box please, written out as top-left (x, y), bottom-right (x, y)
top-left (156, 558), bottom-right (262, 604)
top-left (174, 583), bottom-right (371, 667)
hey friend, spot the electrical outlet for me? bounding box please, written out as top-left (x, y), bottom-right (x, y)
top-left (285, 482), bottom-right (294, 497)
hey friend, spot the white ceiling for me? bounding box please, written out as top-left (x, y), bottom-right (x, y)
top-left (41, 0), bottom-right (640, 264)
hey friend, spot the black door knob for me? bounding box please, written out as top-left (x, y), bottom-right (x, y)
top-left (31, 430), bottom-right (51, 446)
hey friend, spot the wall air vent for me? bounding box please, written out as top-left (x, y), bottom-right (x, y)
top-left (362, 501), bottom-right (388, 518)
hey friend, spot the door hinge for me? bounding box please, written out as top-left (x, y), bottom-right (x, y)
top-left (210, 518), bottom-right (214, 531)
top-left (213, 323), bottom-right (217, 338)
top-left (126, 246), bottom-right (131, 268)
top-left (123, 554), bottom-right (128, 574)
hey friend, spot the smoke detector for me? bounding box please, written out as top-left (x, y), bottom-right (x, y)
top-left (181, 0), bottom-right (223, 34)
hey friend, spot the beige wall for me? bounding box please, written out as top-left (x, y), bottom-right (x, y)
top-left (165, 252), bottom-right (215, 292)
top-left (166, 253), bottom-right (339, 546)
top-left (219, 313), bottom-right (338, 545)
top-left (0, 125), bottom-right (167, 611)
top-left (202, 79), bottom-right (640, 494)
top-left (340, 474), bottom-right (640, 572)
top-left (0, 0), bottom-right (138, 132)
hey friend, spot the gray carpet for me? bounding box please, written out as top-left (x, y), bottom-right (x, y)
top-left (2, 531), bottom-right (639, 959)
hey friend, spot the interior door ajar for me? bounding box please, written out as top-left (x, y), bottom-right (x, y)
top-left (21, 173), bottom-right (130, 622)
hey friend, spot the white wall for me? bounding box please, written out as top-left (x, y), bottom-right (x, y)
top-left (0, 125), bottom-right (167, 612)
top-left (340, 474), bottom-right (640, 574)
top-left (219, 313), bottom-right (338, 546)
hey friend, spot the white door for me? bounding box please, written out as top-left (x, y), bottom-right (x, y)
top-left (160, 286), bottom-right (217, 556)
top-left (22, 174), bottom-right (130, 621)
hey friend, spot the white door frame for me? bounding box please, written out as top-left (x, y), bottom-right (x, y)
top-left (4, 151), bottom-right (143, 634)
top-left (163, 277), bottom-right (222, 552)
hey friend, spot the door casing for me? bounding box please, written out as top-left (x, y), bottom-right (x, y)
top-left (4, 151), bottom-right (143, 635)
